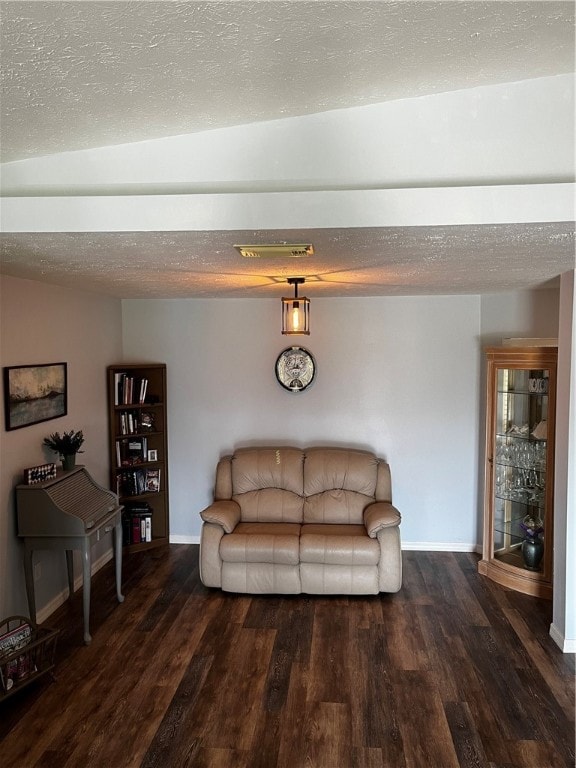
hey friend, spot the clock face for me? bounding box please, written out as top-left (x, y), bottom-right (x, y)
top-left (275, 347), bottom-right (316, 392)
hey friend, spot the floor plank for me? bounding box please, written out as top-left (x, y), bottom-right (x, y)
top-left (1, 547), bottom-right (574, 768)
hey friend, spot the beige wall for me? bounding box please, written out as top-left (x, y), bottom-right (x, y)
top-left (0, 275), bottom-right (122, 619)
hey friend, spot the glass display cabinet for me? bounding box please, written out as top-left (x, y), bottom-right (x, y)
top-left (478, 346), bottom-right (557, 599)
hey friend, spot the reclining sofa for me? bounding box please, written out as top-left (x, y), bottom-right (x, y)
top-left (199, 446), bottom-right (402, 594)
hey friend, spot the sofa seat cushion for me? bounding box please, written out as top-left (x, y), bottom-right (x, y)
top-left (300, 524), bottom-right (380, 566)
top-left (222, 563), bottom-right (301, 594)
top-left (219, 522), bottom-right (301, 565)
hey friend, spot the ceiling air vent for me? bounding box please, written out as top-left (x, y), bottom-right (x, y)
top-left (234, 243), bottom-right (314, 259)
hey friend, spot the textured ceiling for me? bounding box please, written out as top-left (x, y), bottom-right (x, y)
top-left (0, 1), bottom-right (575, 298)
top-left (1, 0), bottom-right (574, 163)
top-left (1, 224), bottom-right (573, 298)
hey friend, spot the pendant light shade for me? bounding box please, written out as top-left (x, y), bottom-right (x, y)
top-left (281, 277), bottom-right (310, 335)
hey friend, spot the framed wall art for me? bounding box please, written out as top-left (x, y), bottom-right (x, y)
top-left (3, 363), bottom-right (67, 431)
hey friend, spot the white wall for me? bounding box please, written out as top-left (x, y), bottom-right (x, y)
top-left (0, 275), bottom-right (122, 620)
top-left (552, 270), bottom-right (576, 652)
top-left (122, 295), bottom-right (482, 549)
top-left (123, 288), bottom-right (562, 554)
top-left (480, 287), bottom-right (560, 345)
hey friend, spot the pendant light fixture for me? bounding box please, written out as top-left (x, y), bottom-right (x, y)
top-left (282, 277), bottom-right (310, 335)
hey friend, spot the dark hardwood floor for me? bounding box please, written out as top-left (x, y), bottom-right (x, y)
top-left (1, 546), bottom-right (574, 768)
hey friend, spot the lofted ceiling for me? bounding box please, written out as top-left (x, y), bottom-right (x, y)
top-left (1, 0), bottom-right (575, 163)
top-left (0, 1), bottom-right (575, 298)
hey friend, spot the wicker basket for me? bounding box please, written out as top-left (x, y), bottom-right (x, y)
top-left (0, 616), bottom-right (59, 701)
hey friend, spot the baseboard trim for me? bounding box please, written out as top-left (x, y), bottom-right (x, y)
top-left (170, 535), bottom-right (201, 545)
top-left (401, 541), bottom-right (478, 552)
top-left (36, 548), bottom-right (114, 624)
top-left (549, 622), bottom-right (576, 653)
top-left (168, 536), bottom-right (477, 551)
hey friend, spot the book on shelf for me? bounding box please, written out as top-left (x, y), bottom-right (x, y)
top-left (114, 373), bottom-right (123, 406)
top-left (120, 411), bottom-right (151, 436)
top-left (117, 469), bottom-right (144, 497)
top-left (139, 378), bottom-right (148, 404)
top-left (118, 411), bottom-right (160, 436)
top-left (117, 467), bottom-right (160, 497)
top-left (116, 437), bottom-right (148, 467)
top-left (145, 469), bottom-right (161, 493)
top-left (115, 374), bottom-right (150, 406)
top-left (128, 438), bottom-right (146, 464)
top-left (131, 514), bottom-right (141, 544)
top-left (122, 502), bottom-right (153, 545)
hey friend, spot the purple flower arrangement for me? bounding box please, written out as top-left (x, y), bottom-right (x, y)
top-left (520, 514), bottom-right (543, 540)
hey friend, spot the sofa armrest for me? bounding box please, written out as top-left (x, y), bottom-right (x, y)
top-left (200, 500), bottom-right (241, 533)
top-left (364, 501), bottom-right (401, 539)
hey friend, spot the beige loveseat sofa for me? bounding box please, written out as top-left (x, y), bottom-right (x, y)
top-left (199, 447), bottom-right (402, 594)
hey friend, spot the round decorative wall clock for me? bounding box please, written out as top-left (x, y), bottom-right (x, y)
top-left (275, 347), bottom-right (316, 392)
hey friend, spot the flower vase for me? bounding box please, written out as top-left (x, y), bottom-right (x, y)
top-left (62, 454), bottom-right (76, 472)
top-left (521, 537), bottom-right (544, 571)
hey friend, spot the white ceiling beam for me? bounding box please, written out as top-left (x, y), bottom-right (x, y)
top-left (1, 184), bottom-right (574, 233)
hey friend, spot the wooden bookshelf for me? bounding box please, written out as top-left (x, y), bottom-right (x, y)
top-left (107, 363), bottom-right (169, 552)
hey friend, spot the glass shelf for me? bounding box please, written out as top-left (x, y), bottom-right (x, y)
top-left (494, 493), bottom-right (545, 511)
top-left (496, 389), bottom-right (548, 396)
top-left (495, 431), bottom-right (546, 442)
top-left (493, 517), bottom-right (524, 539)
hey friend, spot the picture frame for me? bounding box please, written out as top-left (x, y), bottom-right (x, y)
top-left (147, 449), bottom-right (158, 462)
top-left (3, 363), bottom-right (67, 431)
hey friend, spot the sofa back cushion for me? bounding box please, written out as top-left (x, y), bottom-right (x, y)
top-left (231, 447), bottom-right (304, 523)
top-left (303, 448), bottom-right (378, 524)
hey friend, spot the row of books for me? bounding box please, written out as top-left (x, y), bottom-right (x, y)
top-left (122, 504), bottom-right (153, 545)
top-left (119, 410), bottom-right (156, 435)
top-left (116, 437), bottom-right (150, 466)
top-left (114, 373), bottom-right (149, 406)
top-left (116, 468), bottom-right (161, 497)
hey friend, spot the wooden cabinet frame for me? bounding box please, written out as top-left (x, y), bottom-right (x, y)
top-left (478, 346), bottom-right (557, 599)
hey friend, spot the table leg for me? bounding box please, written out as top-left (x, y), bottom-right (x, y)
top-left (22, 545), bottom-right (37, 623)
top-left (66, 550), bottom-right (75, 599)
top-left (81, 539), bottom-right (92, 645)
top-left (114, 521), bottom-right (125, 604)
